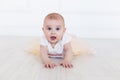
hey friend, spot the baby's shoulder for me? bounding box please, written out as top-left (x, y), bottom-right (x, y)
top-left (62, 33), bottom-right (72, 44)
top-left (40, 36), bottom-right (48, 46)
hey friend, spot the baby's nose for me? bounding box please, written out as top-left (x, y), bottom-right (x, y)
top-left (51, 30), bottom-right (56, 34)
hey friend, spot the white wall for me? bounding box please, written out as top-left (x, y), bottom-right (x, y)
top-left (0, 0), bottom-right (120, 38)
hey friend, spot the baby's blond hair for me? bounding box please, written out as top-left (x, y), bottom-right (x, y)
top-left (43, 13), bottom-right (65, 26)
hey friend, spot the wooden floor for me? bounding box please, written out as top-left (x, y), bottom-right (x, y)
top-left (0, 36), bottom-right (120, 80)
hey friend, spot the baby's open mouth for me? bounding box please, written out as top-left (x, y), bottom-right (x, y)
top-left (50, 36), bottom-right (56, 40)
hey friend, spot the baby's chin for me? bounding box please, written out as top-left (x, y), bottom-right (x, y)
top-left (49, 41), bottom-right (58, 44)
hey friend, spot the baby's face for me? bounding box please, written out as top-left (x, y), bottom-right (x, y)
top-left (43, 19), bottom-right (66, 44)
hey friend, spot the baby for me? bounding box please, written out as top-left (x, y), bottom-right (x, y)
top-left (40, 13), bottom-right (73, 68)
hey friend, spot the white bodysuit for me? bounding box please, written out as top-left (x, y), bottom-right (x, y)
top-left (40, 33), bottom-right (71, 58)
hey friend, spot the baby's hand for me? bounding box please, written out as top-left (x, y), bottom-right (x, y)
top-left (60, 59), bottom-right (73, 68)
top-left (44, 60), bottom-right (57, 69)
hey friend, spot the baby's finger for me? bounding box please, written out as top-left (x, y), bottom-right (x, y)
top-left (64, 63), bottom-right (69, 68)
top-left (67, 64), bottom-right (71, 68)
top-left (62, 63), bottom-right (66, 68)
top-left (60, 62), bottom-right (63, 66)
top-left (44, 64), bottom-right (49, 68)
top-left (49, 64), bottom-right (53, 69)
top-left (52, 63), bottom-right (57, 68)
top-left (54, 63), bottom-right (57, 67)
top-left (70, 63), bottom-right (74, 68)
top-left (50, 63), bottom-right (56, 69)
top-left (68, 64), bottom-right (73, 68)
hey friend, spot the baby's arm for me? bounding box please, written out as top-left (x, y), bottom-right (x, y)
top-left (60, 42), bottom-right (73, 68)
top-left (40, 45), bottom-right (57, 68)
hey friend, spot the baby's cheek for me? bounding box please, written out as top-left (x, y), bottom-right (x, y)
top-left (47, 32), bottom-right (51, 35)
top-left (59, 36), bottom-right (63, 40)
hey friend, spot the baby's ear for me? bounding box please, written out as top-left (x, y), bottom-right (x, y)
top-left (64, 28), bottom-right (66, 32)
top-left (42, 27), bottom-right (44, 30)
top-left (42, 27), bottom-right (45, 32)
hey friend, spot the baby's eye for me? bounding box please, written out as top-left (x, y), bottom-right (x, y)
top-left (56, 27), bottom-right (60, 30)
top-left (47, 27), bottom-right (52, 30)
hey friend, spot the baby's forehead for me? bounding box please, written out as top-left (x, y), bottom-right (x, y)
top-left (43, 23), bottom-right (64, 29)
top-left (43, 18), bottom-right (65, 27)
top-left (45, 25), bottom-right (62, 27)
top-left (44, 19), bottom-right (64, 25)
